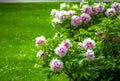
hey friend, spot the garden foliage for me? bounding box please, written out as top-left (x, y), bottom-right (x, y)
top-left (35, 1), bottom-right (120, 81)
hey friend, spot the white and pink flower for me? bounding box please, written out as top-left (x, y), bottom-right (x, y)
top-left (80, 13), bottom-right (91, 24)
top-left (50, 58), bottom-right (63, 71)
top-left (105, 8), bottom-right (116, 17)
top-left (96, 3), bottom-right (105, 12)
top-left (83, 38), bottom-right (96, 50)
top-left (71, 15), bottom-right (82, 26)
top-left (50, 9), bottom-right (59, 17)
top-left (78, 42), bottom-right (84, 49)
top-left (35, 36), bottom-right (46, 46)
top-left (54, 45), bottom-right (67, 57)
top-left (85, 49), bottom-right (95, 60)
top-left (82, 5), bottom-right (91, 14)
top-left (91, 5), bottom-right (99, 15)
top-left (61, 39), bottom-right (72, 50)
top-left (111, 2), bottom-right (120, 11)
top-left (59, 10), bottom-right (68, 20)
top-left (36, 50), bottom-right (44, 58)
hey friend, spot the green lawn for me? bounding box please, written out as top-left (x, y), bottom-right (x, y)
top-left (0, 2), bottom-right (68, 81)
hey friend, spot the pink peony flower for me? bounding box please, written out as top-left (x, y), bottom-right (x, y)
top-left (111, 2), bottom-right (120, 11)
top-left (91, 5), bottom-right (99, 15)
top-left (61, 39), bottom-right (72, 50)
top-left (85, 49), bottom-right (95, 60)
top-left (96, 3), bottom-right (105, 12)
top-left (50, 9), bottom-right (59, 17)
top-left (36, 50), bottom-right (44, 58)
top-left (95, 31), bottom-right (101, 36)
top-left (59, 10), bottom-right (68, 20)
top-left (82, 5), bottom-right (91, 14)
top-left (54, 45), bottom-right (67, 57)
top-left (68, 10), bottom-right (76, 17)
top-left (105, 8), bottom-right (116, 17)
top-left (80, 13), bottom-right (91, 24)
top-left (35, 36), bottom-right (46, 46)
top-left (50, 58), bottom-right (63, 71)
top-left (71, 15), bottom-right (82, 26)
top-left (83, 38), bottom-right (96, 50)
top-left (78, 42), bottom-right (84, 48)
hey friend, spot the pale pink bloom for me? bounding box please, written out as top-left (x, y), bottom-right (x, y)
top-left (96, 3), bottom-right (106, 12)
top-left (85, 49), bottom-right (95, 60)
top-left (59, 10), bottom-right (68, 20)
top-left (60, 3), bottom-right (70, 10)
top-left (82, 5), bottom-right (91, 14)
top-left (36, 50), bottom-right (44, 58)
top-left (50, 9), bottom-right (59, 17)
top-left (68, 10), bottom-right (76, 17)
top-left (61, 39), bottom-right (72, 49)
top-left (91, 5), bottom-right (99, 15)
top-left (102, 35), bottom-right (106, 39)
top-left (78, 42), bottom-right (84, 48)
top-left (95, 32), bottom-right (101, 36)
top-left (50, 58), bottom-right (63, 71)
top-left (83, 38), bottom-right (96, 50)
top-left (105, 8), bottom-right (116, 17)
top-left (111, 2), bottom-right (120, 11)
top-left (54, 45), bottom-right (67, 57)
top-left (80, 13), bottom-right (91, 24)
top-left (52, 18), bottom-right (61, 28)
top-left (71, 15), bottom-right (82, 26)
top-left (35, 36), bottom-right (46, 46)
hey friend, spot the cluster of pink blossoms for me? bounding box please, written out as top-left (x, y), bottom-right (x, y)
top-left (106, 2), bottom-right (120, 17)
top-left (54, 39), bottom-right (72, 57)
top-left (50, 39), bottom-right (72, 71)
top-left (50, 58), bottom-right (63, 72)
top-left (50, 3), bottom-right (76, 27)
top-left (78, 38), bottom-right (96, 60)
top-left (71, 3), bottom-right (106, 26)
top-left (51, 2), bottom-right (120, 27)
top-left (82, 3), bottom-right (105, 15)
top-left (35, 36), bottom-right (96, 71)
top-left (71, 13), bottom-right (91, 26)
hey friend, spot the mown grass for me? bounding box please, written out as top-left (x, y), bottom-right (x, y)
top-left (0, 2), bottom-right (68, 81)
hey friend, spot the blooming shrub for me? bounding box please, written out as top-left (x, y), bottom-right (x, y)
top-left (35, 1), bottom-right (120, 81)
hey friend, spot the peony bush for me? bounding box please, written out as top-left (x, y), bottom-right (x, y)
top-left (35, 1), bottom-right (120, 81)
